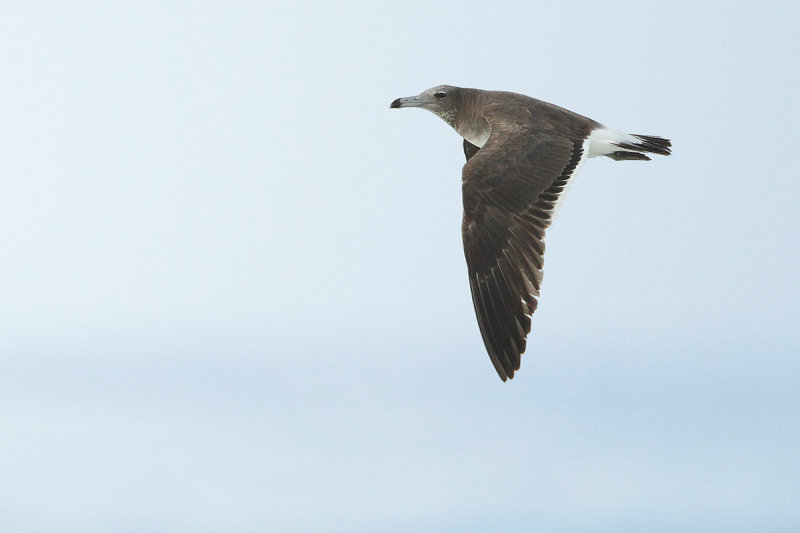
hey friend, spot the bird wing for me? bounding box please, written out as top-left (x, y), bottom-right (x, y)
top-left (463, 139), bottom-right (481, 161)
top-left (461, 123), bottom-right (587, 380)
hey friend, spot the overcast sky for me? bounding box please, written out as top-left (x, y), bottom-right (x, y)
top-left (1, 1), bottom-right (799, 532)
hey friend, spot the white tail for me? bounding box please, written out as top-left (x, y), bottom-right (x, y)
top-left (587, 127), bottom-right (672, 161)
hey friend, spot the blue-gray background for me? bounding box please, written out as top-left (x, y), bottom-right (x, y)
top-left (2, 2), bottom-right (798, 531)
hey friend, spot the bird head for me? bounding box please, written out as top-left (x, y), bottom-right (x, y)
top-left (390, 85), bottom-right (464, 127)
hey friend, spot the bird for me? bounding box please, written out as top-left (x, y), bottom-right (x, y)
top-left (390, 85), bottom-right (671, 381)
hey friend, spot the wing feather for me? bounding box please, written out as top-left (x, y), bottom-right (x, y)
top-left (462, 127), bottom-right (587, 380)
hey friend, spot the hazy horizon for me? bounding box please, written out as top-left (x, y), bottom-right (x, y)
top-left (2, 2), bottom-right (798, 531)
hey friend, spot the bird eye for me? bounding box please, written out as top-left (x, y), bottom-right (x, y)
top-left (434, 91), bottom-right (447, 98)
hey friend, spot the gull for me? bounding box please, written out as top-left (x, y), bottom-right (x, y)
top-left (391, 85), bottom-right (671, 381)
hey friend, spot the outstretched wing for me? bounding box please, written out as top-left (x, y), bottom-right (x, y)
top-left (461, 125), bottom-right (587, 380)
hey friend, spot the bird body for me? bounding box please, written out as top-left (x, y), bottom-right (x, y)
top-left (391, 85), bottom-right (670, 380)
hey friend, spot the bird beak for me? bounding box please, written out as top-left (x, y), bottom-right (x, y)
top-left (390, 96), bottom-right (425, 109)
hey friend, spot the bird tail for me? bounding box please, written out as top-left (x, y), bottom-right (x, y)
top-left (608, 134), bottom-right (672, 161)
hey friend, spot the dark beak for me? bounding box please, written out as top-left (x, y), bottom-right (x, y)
top-left (390, 96), bottom-right (424, 109)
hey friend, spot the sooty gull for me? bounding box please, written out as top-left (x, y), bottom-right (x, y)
top-left (390, 85), bottom-right (671, 381)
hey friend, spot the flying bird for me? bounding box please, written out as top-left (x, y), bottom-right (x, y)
top-left (390, 85), bottom-right (670, 381)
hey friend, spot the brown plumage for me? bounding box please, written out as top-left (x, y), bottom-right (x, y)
top-left (391, 85), bottom-right (670, 380)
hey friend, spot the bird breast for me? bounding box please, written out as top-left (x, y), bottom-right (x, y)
top-left (454, 113), bottom-right (491, 148)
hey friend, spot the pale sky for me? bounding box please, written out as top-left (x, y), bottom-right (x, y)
top-left (1, 2), bottom-right (799, 531)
